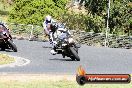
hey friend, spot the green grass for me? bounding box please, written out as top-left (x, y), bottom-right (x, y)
top-left (0, 80), bottom-right (131, 88)
top-left (0, 54), bottom-right (15, 65)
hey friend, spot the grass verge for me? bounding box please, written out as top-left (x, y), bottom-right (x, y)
top-left (0, 74), bottom-right (131, 88)
top-left (0, 80), bottom-right (132, 88)
top-left (0, 54), bottom-right (15, 65)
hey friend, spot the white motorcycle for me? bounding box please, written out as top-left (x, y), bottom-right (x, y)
top-left (52, 23), bottom-right (80, 61)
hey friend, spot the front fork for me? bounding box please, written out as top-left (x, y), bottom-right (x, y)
top-left (61, 43), bottom-right (76, 58)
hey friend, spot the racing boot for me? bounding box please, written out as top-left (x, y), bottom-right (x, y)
top-left (50, 49), bottom-right (57, 55)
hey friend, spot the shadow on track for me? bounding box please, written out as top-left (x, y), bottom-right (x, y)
top-left (49, 58), bottom-right (74, 61)
top-left (42, 46), bottom-right (52, 49)
top-left (0, 49), bottom-right (14, 52)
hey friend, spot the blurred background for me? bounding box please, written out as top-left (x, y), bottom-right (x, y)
top-left (0, 0), bottom-right (131, 49)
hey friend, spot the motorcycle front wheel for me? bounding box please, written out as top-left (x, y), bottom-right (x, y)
top-left (8, 40), bottom-right (17, 52)
top-left (69, 47), bottom-right (80, 61)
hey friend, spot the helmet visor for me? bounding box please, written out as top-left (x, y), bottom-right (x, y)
top-left (46, 20), bottom-right (51, 23)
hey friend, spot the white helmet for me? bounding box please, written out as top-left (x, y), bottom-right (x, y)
top-left (45, 15), bottom-right (52, 23)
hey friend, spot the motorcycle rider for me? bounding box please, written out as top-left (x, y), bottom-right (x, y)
top-left (43, 15), bottom-right (58, 55)
top-left (0, 23), bottom-right (8, 38)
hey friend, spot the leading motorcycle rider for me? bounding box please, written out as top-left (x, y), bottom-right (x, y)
top-left (43, 15), bottom-right (58, 55)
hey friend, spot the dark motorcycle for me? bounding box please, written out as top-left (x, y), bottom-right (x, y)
top-left (0, 23), bottom-right (17, 52)
top-left (52, 23), bottom-right (80, 61)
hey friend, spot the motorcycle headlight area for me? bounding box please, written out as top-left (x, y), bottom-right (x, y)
top-left (62, 43), bottom-right (67, 46)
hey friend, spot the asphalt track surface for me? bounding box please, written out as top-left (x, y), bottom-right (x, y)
top-left (0, 40), bottom-right (132, 74)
